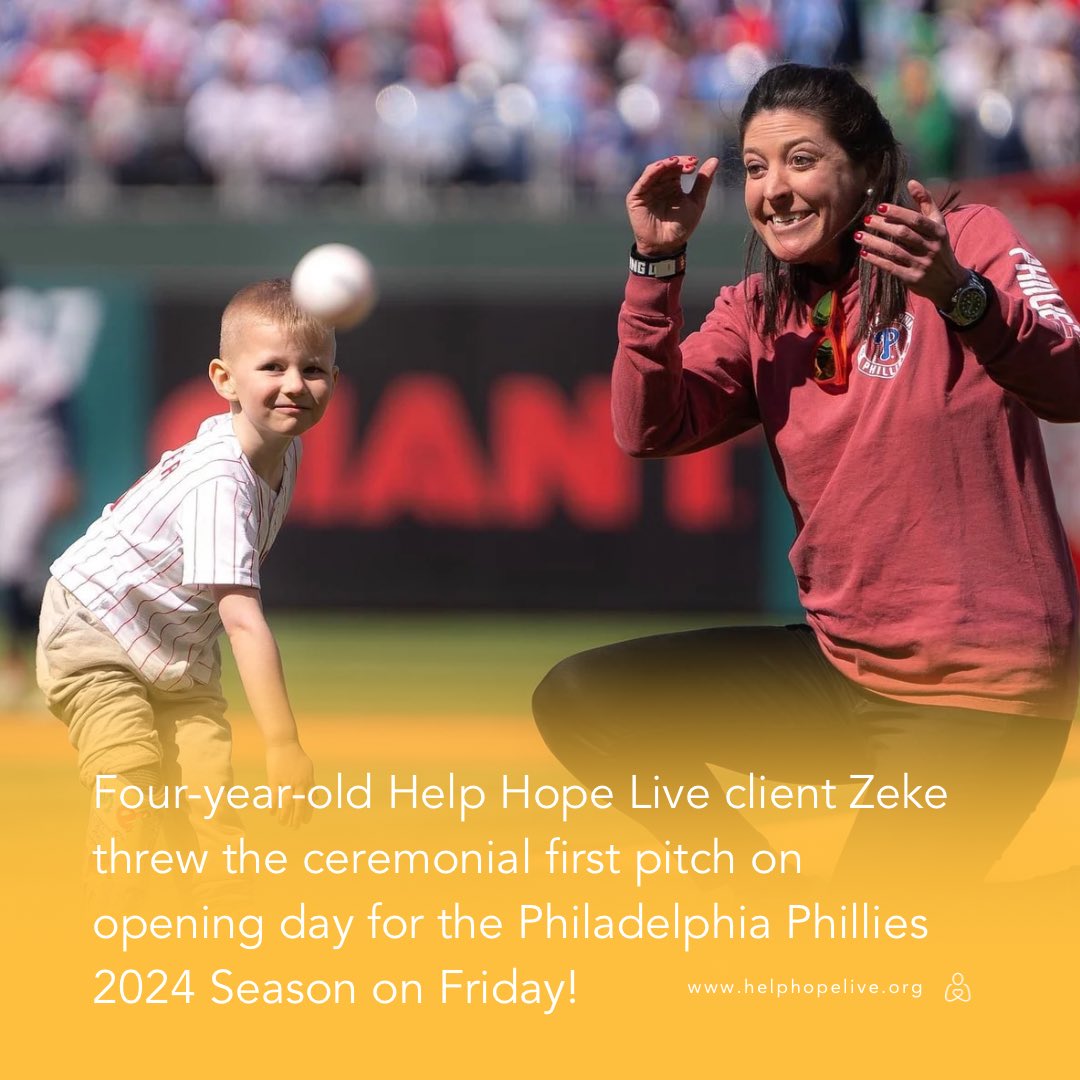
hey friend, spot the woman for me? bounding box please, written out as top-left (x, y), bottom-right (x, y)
top-left (532, 64), bottom-right (1080, 887)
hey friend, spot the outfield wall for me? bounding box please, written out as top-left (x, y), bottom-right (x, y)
top-left (7, 207), bottom-right (798, 614)
top-left (15, 177), bottom-right (1079, 613)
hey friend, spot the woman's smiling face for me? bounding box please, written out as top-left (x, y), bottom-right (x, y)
top-left (742, 109), bottom-right (869, 276)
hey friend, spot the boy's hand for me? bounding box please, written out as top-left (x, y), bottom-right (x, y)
top-left (266, 742), bottom-right (314, 827)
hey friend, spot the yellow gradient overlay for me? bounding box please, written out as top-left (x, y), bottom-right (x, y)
top-left (3, 694), bottom-right (1077, 1077)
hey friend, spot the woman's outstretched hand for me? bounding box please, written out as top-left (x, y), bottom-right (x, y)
top-left (626, 155), bottom-right (720, 257)
top-left (856, 179), bottom-right (968, 308)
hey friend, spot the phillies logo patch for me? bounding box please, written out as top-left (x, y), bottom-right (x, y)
top-left (856, 313), bottom-right (914, 379)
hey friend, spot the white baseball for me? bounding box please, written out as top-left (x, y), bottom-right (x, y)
top-left (291, 243), bottom-right (377, 329)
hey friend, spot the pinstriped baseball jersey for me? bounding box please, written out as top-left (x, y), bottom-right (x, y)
top-left (51, 413), bottom-right (300, 690)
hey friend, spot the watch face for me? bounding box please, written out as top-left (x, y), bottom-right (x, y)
top-left (956, 284), bottom-right (987, 324)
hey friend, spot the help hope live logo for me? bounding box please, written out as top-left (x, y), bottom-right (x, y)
top-left (855, 313), bottom-right (915, 380)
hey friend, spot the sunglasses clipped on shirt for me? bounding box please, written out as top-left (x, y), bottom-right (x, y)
top-left (810, 290), bottom-right (851, 389)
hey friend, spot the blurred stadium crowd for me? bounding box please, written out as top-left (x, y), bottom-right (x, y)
top-left (0, 0), bottom-right (1077, 209)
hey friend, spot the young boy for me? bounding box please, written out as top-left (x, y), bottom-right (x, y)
top-left (37, 279), bottom-right (337, 870)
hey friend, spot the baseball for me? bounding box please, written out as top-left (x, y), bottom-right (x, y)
top-left (291, 243), bottom-right (377, 329)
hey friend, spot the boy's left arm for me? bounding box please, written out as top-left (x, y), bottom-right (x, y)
top-left (214, 585), bottom-right (314, 827)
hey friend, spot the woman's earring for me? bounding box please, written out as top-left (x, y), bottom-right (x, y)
top-left (865, 187), bottom-right (874, 197)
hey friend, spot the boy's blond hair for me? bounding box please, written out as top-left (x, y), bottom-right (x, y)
top-left (219, 278), bottom-right (336, 362)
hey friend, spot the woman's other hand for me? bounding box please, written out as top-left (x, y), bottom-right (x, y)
top-left (856, 179), bottom-right (968, 307)
top-left (626, 155), bottom-right (720, 257)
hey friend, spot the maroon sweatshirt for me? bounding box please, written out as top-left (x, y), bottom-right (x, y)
top-left (614, 204), bottom-right (1080, 719)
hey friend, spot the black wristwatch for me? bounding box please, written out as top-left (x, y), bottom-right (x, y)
top-left (629, 244), bottom-right (687, 279)
top-left (938, 269), bottom-right (989, 328)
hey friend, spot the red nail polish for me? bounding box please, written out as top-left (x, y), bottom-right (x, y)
top-left (854, 231), bottom-right (863, 241)
top-left (863, 215), bottom-right (872, 225)
top-left (860, 249), bottom-right (870, 258)
top-left (877, 203), bottom-right (888, 213)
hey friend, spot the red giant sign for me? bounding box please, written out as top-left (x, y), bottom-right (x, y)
top-left (150, 374), bottom-right (748, 533)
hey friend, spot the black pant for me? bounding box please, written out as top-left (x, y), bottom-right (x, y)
top-left (532, 624), bottom-right (1070, 888)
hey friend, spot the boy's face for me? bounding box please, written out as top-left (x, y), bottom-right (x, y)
top-left (210, 318), bottom-right (337, 440)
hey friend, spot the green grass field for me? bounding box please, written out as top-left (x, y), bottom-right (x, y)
top-left (217, 611), bottom-right (755, 717)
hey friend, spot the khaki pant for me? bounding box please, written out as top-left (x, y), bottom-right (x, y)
top-left (37, 578), bottom-right (242, 886)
